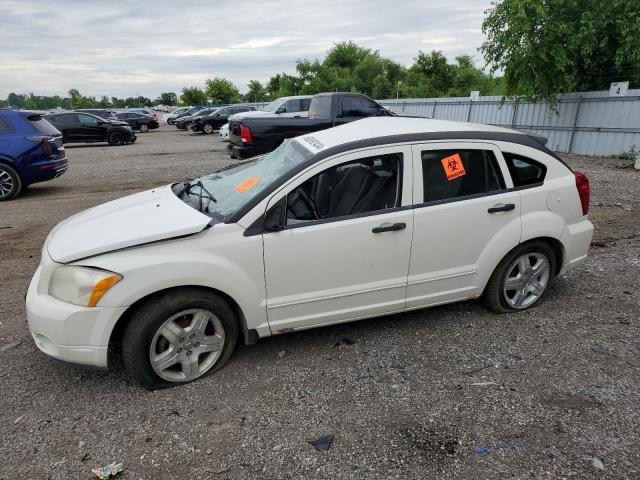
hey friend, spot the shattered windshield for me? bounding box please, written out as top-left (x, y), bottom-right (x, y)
top-left (175, 139), bottom-right (313, 221)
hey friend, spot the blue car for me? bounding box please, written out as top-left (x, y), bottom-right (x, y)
top-left (0, 110), bottom-right (68, 201)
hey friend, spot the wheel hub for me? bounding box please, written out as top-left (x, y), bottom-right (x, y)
top-left (502, 252), bottom-right (550, 309)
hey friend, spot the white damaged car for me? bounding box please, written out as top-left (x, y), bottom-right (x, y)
top-left (26, 117), bottom-right (593, 389)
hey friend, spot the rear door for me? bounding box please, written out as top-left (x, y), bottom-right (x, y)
top-left (406, 142), bottom-right (521, 308)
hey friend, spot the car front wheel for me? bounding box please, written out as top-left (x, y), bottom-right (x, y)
top-left (202, 123), bottom-right (214, 134)
top-left (0, 164), bottom-right (23, 201)
top-left (139, 124), bottom-right (150, 133)
top-left (108, 131), bottom-right (126, 146)
top-left (122, 288), bottom-right (238, 389)
top-left (483, 241), bottom-right (555, 313)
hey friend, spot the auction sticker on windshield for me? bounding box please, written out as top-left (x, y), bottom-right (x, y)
top-left (441, 153), bottom-right (466, 180)
top-left (234, 177), bottom-right (261, 193)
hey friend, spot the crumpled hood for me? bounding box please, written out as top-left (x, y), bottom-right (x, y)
top-left (47, 185), bottom-right (211, 263)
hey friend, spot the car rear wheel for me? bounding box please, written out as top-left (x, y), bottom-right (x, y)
top-left (202, 123), bottom-right (214, 134)
top-left (108, 131), bottom-right (126, 146)
top-left (0, 164), bottom-right (22, 201)
top-left (139, 124), bottom-right (150, 133)
top-left (483, 241), bottom-right (555, 313)
top-left (122, 288), bottom-right (238, 390)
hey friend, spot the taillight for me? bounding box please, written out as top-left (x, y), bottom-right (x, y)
top-left (240, 125), bottom-right (252, 144)
top-left (574, 171), bottom-right (590, 215)
top-left (26, 136), bottom-right (52, 155)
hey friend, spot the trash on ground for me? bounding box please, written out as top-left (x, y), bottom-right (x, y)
top-left (0, 341), bottom-right (21, 353)
top-left (593, 456), bottom-right (605, 470)
top-left (333, 337), bottom-right (356, 348)
top-left (91, 462), bottom-right (124, 479)
top-left (13, 415), bottom-right (24, 424)
top-left (471, 381), bottom-right (496, 387)
top-left (272, 445), bottom-right (282, 452)
top-left (306, 434), bottom-right (334, 451)
top-left (278, 350), bottom-right (286, 358)
top-left (465, 364), bottom-right (493, 375)
top-left (476, 444), bottom-right (522, 454)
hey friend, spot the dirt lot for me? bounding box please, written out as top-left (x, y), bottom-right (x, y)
top-left (0, 125), bottom-right (638, 479)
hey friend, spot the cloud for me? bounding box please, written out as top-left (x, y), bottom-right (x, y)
top-left (0, 0), bottom-right (492, 98)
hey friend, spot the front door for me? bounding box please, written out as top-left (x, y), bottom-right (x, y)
top-left (406, 142), bottom-right (521, 308)
top-left (76, 113), bottom-right (106, 141)
top-left (263, 145), bottom-right (414, 333)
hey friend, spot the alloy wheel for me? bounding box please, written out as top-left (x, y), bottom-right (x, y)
top-left (502, 252), bottom-right (550, 309)
top-left (0, 168), bottom-right (15, 199)
top-left (149, 309), bottom-right (225, 382)
top-left (203, 124), bottom-right (213, 134)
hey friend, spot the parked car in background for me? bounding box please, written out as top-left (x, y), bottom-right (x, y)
top-left (45, 112), bottom-right (136, 146)
top-left (163, 107), bottom-right (190, 125)
top-left (127, 108), bottom-right (158, 122)
top-left (0, 110), bottom-right (67, 200)
top-left (116, 112), bottom-right (159, 132)
top-left (170, 106), bottom-right (207, 125)
top-left (191, 105), bottom-right (256, 134)
top-left (75, 109), bottom-right (118, 121)
top-left (236, 95), bottom-right (312, 120)
top-left (25, 117), bottom-right (593, 388)
top-left (174, 108), bottom-right (217, 130)
top-left (228, 92), bottom-right (393, 158)
top-left (219, 123), bottom-right (229, 142)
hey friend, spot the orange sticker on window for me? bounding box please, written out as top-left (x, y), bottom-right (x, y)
top-left (234, 176), bottom-right (261, 192)
top-left (441, 153), bottom-right (466, 180)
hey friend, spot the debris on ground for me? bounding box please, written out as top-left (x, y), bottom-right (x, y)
top-left (471, 381), bottom-right (496, 387)
top-left (13, 415), bottom-right (24, 425)
top-left (593, 456), bottom-right (605, 470)
top-left (333, 337), bottom-right (356, 348)
top-left (306, 434), bottom-right (334, 451)
top-left (272, 445), bottom-right (283, 453)
top-left (278, 350), bottom-right (286, 358)
top-left (476, 444), bottom-right (522, 454)
top-left (0, 341), bottom-right (21, 353)
top-left (91, 462), bottom-right (124, 479)
top-left (465, 364), bottom-right (493, 375)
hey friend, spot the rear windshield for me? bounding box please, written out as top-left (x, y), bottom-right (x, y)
top-left (26, 114), bottom-right (60, 135)
top-left (308, 96), bottom-right (332, 119)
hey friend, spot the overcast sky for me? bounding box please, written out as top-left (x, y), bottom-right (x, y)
top-left (0, 0), bottom-right (493, 99)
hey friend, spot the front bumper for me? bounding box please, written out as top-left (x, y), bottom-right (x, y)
top-left (125, 130), bottom-right (137, 142)
top-left (26, 263), bottom-right (127, 368)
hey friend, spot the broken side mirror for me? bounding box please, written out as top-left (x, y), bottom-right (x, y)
top-left (264, 200), bottom-right (285, 232)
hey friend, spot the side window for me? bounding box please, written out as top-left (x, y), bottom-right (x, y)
top-left (340, 97), bottom-right (381, 118)
top-left (421, 149), bottom-right (505, 203)
top-left (78, 114), bottom-right (100, 125)
top-left (503, 153), bottom-right (547, 188)
top-left (284, 99), bottom-right (300, 112)
top-left (286, 152), bottom-right (402, 224)
top-left (0, 117), bottom-right (11, 133)
top-left (57, 114), bottom-right (77, 125)
top-left (300, 98), bottom-right (311, 111)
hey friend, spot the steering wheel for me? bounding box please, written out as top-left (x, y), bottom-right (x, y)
top-left (293, 188), bottom-right (320, 220)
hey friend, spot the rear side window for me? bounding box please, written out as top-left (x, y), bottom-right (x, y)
top-left (339, 96), bottom-right (381, 118)
top-left (26, 115), bottom-right (60, 135)
top-left (308, 96), bottom-right (332, 119)
top-left (421, 149), bottom-right (505, 203)
top-left (300, 98), bottom-right (311, 111)
top-left (0, 116), bottom-right (11, 133)
top-left (503, 153), bottom-right (547, 188)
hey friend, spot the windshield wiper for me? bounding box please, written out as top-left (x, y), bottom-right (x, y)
top-left (176, 180), bottom-right (217, 213)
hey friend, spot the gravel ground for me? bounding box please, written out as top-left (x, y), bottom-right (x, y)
top-left (0, 125), bottom-right (638, 479)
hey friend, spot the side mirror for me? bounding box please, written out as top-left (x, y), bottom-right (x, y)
top-left (264, 202), bottom-right (285, 232)
top-left (276, 106), bottom-right (286, 114)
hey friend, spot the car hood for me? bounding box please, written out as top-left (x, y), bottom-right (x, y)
top-left (47, 185), bottom-right (211, 263)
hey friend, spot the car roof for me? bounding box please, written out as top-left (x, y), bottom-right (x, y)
top-left (298, 117), bottom-right (541, 153)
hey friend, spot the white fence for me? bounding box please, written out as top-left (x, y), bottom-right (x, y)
top-left (379, 90), bottom-right (640, 156)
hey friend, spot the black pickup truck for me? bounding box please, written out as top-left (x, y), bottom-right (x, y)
top-left (228, 92), bottom-right (394, 159)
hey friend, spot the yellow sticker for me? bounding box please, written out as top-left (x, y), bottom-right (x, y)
top-left (441, 153), bottom-right (466, 181)
top-left (234, 176), bottom-right (261, 192)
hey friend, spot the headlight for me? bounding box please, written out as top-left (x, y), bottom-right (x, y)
top-left (49, 266), bottom-right (123, 307)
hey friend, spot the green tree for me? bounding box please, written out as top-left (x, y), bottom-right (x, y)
top-left (205, 78), bottom-right (240, 104)
top-left (245, 80), bottom-right (267, 102)
top-left (481, 0), bottom-right (640, 104)
top-left (158, 92), bottom-right (177, 105)
top-left (180, 86), bottom-right (208, 106)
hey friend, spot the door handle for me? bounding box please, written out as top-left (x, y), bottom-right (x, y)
top-left (372, 222), bottom-right (406, 233)
top-left (488, 203), bottom-right (516, 213)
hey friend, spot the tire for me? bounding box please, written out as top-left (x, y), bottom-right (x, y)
top-left (139, 124), bottom-right (150, 133)
top-left (202, 123), bottom-right (214, 134)
top-left (167, 118), bottom-right (174, 125)
top-left (482, 241), bottom-right (556, 313)
top-left (183, 122), bottom-right (192, 131)
top-left (122, 288), bottom-right (238, 390)
top-left (0, 163), bottom-right (23, 201)
top-left (108, 131), bottom-right (126, 146)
